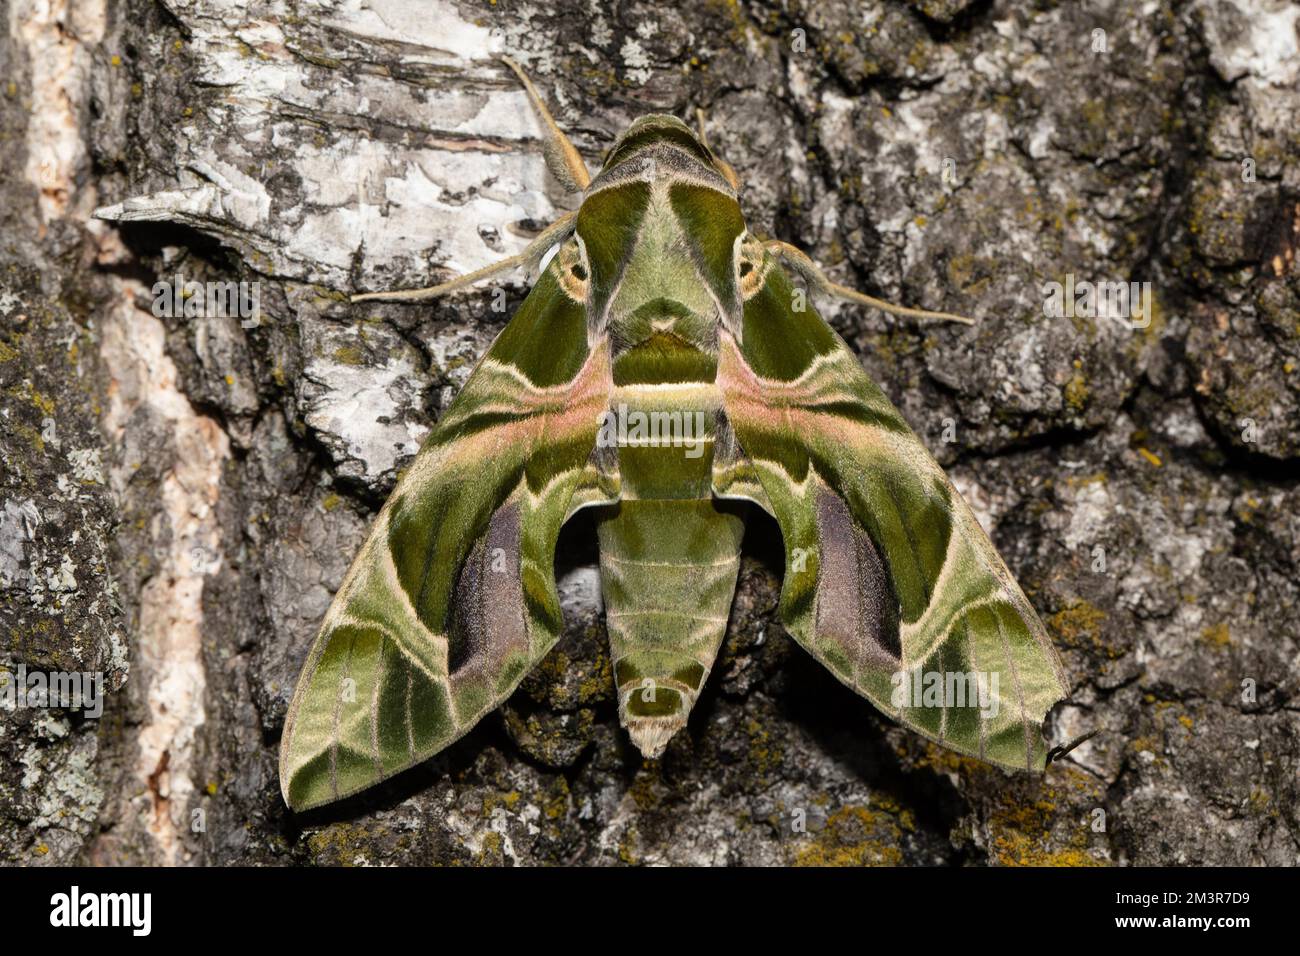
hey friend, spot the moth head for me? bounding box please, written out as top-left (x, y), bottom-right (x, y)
top-left (579, 115), bottom-right (748, 328)
top-left (597, 114), bottom-right (739, 192)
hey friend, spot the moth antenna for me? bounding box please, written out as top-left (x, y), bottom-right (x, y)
top-left (500, 55), bottom-right (591, 193)
top-left (695, 107), bottom-right (741, 192)
top-left (764, 239), bottom-right (976, 326)
top-left (694, 108), bottom-right (711, 148)
top-left (351, 211), bottom-right (576, 303)
top-left (1046, 729), bottom-right (1099, 766)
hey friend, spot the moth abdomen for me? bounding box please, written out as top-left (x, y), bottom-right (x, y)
top-left (594, 361), bottom-right (747, 758)
top-left (597, 498), bottom-right (745, 757)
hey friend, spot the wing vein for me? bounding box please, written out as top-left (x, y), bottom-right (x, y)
top-left (331, 634), bottom-right (357, 801)
top-left (405, 670), bottom-right (414, 759)
top-left (993, 609), bottom-right (1032, 769)
top-left (370, 634), bottom-right (385, 776)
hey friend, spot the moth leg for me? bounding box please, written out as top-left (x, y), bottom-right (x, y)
top-left (352, 211), bottom-right (576, 303)
top-left (694, 108), bottom-right (741, 191)
top-left (501, 56), bottom-right (590, 193)
top-left (763, 239), bottom-right (976, 325)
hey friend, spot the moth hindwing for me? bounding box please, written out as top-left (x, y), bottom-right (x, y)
top-left (279, 66), bottom-right (1068, 811)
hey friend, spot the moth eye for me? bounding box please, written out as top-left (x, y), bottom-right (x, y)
top-left (735, 234), bottom-right (766, 301)
top-left (556, 238), bottom-right (590, 301)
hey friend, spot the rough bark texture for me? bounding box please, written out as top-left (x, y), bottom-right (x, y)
top-left (2, 0), bottom-right (1298, 866)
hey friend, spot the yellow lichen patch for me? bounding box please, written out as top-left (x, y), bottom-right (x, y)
top-left (945, 253), bottom-right (995, 297)
top-left (0, 340), bottom-right (18, 363)
top-left (628, 766), bottom-right (662, 811)
top-left (321, 492), bottom-right (342, 512)
top-left (311, 285), bottom-right (350, 304)
top-left (8, 381), bottom-right (56, 415)
top-left (1136, 447), bottom-right (1163, 467)
top-left (305, 821), bottom-right (409, 865)
top-left (985, 773), bottom-right (1107, 867)
top-left (792, 805), bottom-right (905, 867)
top-left (1064, 367), bottom-right (1090, 411)
top-left (617, 826), bottom-right (639, 865)
top-left (16, 423), bottom-right (44, 453)
top-left (869, 793), bottom-right (916, 832)
top-left (744, 717), bottom-right (783, 774)
top-left (1200, 622), bottom-right (1231, 649)
top-left (474, 831), bottom-right (504, 865)
top-left (1128, 288), bottom-right (1166, 352)
top-left (1047, 600), bottom-right (1116, 657)
top-left (541, 778), bottom-right (570, 820)
top-left (530, 648), bottom-right (571, 689)
top-left (332, 345), bottom-right (365, 366)
top-left (481, 790), bottom-right (523, 817)
top-left (912, 739), bottom-right (990, 776)
top-left (1248, 787), bottom-right (1272, 815)
top-left (575, 664), bottom-right (610, 704)
top-left (1066, 471), bottom-right (1108, 488)
top-left (1128, 732), bottom-right (1162, 754)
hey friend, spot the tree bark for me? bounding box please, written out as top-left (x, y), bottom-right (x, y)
top-left (2, 0), bottom-right (1297, 865)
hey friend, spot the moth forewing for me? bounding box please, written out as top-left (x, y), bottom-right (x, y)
top-left (278, 246), bottom-right (613, 811)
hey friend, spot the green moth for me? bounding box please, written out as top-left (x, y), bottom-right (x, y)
top-left (279, 59), bottom-right (1069, 811)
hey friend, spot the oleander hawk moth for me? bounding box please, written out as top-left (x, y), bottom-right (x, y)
top-left (279, 59), bottom-right (1069, 811)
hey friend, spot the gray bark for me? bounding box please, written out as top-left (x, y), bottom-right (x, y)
top-left (2, 0), bottom-right (1297, 865)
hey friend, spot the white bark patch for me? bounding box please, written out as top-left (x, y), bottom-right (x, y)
top-left (12, 0), bottom-right (106, 224)
top-left (101, 282), bottom-right (229, 865)
top-left (322, 0), bottom-right (495, 56)
top-left (1197, 0), bottom-right (1300, 86)
top-left (0, 500), bottom-right (41, 589)
top-left (620, 37), bottom-right (653, 85)
top-left (94, 0), bottom-right (559, 291)
top-left (300, 347), bottom-right (426, 482)
top-left (1061, 480), bottom-right (1116, 554)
